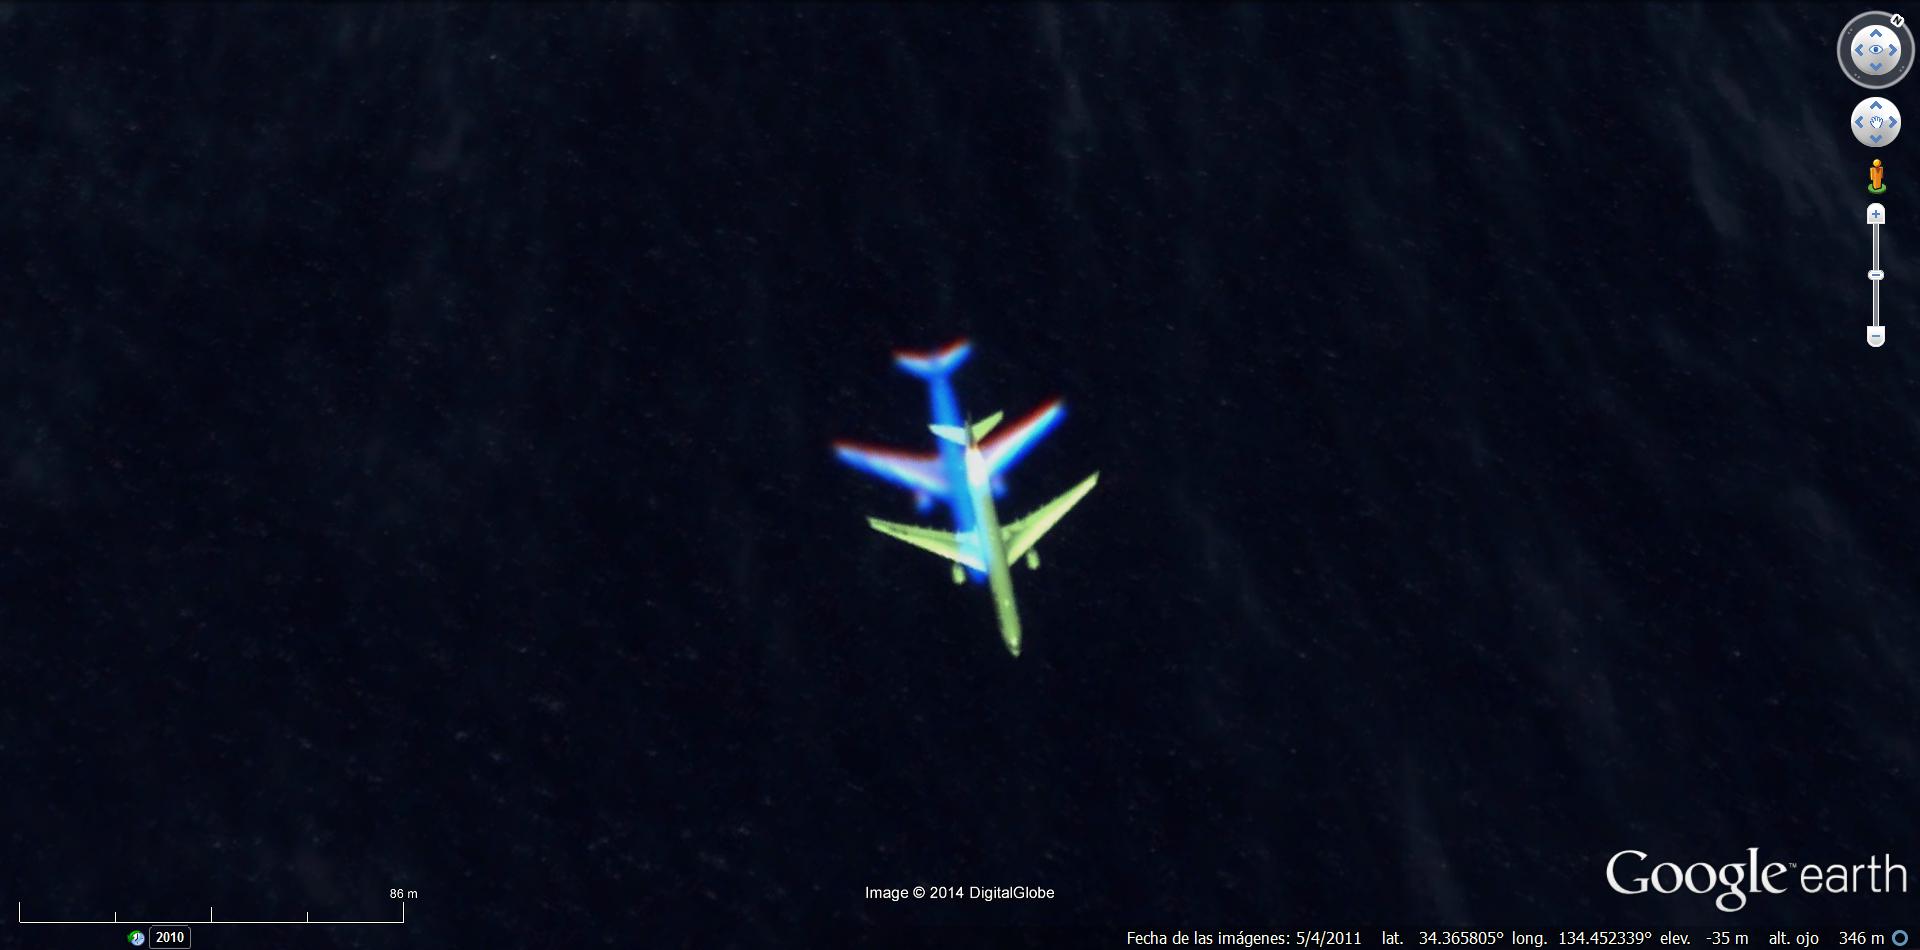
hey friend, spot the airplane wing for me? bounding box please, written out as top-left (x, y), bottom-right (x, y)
top-left (832, 442), bottom-right (952, 500)
top-left (867, 517), bottom-right (986, 571)
top-left (1000, 472), bottom-right (1099, 564)
top-left (980, 399), bottom-right (1065, 479)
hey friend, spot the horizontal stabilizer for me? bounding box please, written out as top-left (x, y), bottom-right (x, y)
top-left (893, 339), bottom-right (972, 380)
top-left (930, 410), bottom-right (1005, 447)
top-left (970, 411), bottom-right (1004, 442)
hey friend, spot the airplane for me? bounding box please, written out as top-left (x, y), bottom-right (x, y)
top-left (865, 411), bottom-right (1098, 657)
top-left (831, 339), bottom-right (1065, 582)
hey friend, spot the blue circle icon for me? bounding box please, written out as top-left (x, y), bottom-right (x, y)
top-left (1892, 930), bottom-right (1908, 948)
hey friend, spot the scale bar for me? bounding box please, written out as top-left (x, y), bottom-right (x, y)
top-left (19, 901), bottom-right (406, 925)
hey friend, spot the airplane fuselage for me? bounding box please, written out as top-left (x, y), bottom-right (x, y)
top-left (958, 443), bottom-right (1023, 655)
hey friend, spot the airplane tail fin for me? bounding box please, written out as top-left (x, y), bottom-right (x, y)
top-left (893, 339), bottom-right (972, 380)
top-left (929, 410), bottom-right (1004, 447)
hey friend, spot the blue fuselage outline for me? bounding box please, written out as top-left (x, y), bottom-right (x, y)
top-left (921, 370), bottom-right (979, 541)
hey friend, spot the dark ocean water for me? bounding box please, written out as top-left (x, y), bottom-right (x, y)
top-left (3, 3), bottom-right (1916, 946)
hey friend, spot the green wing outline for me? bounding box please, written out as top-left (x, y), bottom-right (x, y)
top-left (867, 517), bottom-right (986, 571)
top-left (1001, 472), bottom-right (1099, 564)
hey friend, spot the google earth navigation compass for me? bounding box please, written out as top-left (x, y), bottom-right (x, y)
top-left (1840, 11), bottom-right (1915, 89)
